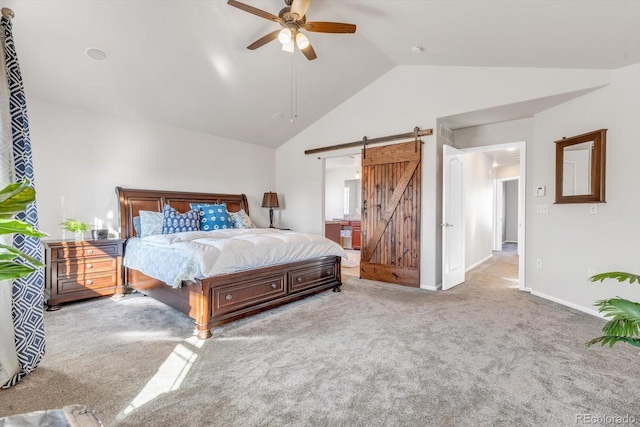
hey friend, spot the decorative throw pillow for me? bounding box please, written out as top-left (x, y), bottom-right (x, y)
top-left (133, 216), bottom-right (141, 236)
top-left (189, 203), bottom-right (232, 231)
top-left (161, 204), bottom-right (200, 234)
top-left (139, 210), bottom-right (164, 237)
top-left (229, 209), bottom-right (255, 229)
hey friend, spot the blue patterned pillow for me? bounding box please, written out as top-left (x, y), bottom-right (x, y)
top-left (189, 203), bottom-right (232, 231)
top-left (161, 204), bottom-right (200, 234)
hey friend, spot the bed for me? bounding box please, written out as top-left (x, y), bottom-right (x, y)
top-left (116, 187), bottom-right (344, 339)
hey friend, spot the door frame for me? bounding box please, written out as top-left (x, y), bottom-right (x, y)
top-left (460, 140), bottom-right (527, 291)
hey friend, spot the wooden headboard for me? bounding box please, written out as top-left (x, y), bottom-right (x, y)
top-left (116, 187), bottom-right (249, 239)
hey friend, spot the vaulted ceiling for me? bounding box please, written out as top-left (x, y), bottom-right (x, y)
top-left (7, 0), bottom-right (640, 148)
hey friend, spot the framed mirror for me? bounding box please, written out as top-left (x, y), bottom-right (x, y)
top-left (555, 129), bottom-right (606, 204)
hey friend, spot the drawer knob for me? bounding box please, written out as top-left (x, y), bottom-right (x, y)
top-left (86, 263), bottom-right (93, 269)
top-left (87, 249), bottom-right (94, 254)
top-left (296, 277), bottom-right (302, 283)
top-left (225, 294), bottom-right (233, 301)
top-left (270, 283), bottom-right (277, 289)
top-left (86, 279), bottom-right (93, 285)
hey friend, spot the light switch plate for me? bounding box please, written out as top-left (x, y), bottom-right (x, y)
top-left (535, 186), bottom-right (546, 197)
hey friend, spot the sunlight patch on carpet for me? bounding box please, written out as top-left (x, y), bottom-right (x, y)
top-left (116, 343), bottom-right (197, 421)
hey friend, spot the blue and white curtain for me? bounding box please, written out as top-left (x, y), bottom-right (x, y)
top-left (0, 12), bottom-right (45, 389)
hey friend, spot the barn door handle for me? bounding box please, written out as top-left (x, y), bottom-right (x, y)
top-left (362, 199), bottom-right (367, 214)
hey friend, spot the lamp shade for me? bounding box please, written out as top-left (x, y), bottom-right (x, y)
top-left (261, 192), bottom-right (279, 208)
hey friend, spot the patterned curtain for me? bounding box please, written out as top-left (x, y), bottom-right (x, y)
top-left (0, 13), bottom-right (45, 388)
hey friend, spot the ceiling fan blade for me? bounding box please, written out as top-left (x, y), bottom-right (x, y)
top-left (290, 0), bottom-right (311, 20)
top-left (227, 0), bottom-right (282, 23)
top-left (301, 43), bottom-right (317, 61)
top-left (302, 22), bottom-right (356, 34)
top-left (247, 29), bottom-right (280, 50)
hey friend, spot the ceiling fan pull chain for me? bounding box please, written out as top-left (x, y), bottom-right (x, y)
top-left (290, 49), bottom-right (298, 122)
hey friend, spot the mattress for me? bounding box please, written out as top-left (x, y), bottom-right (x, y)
top-left (123, 228), bottom-right (347, 287)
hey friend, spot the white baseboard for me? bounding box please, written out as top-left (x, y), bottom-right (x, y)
top-left (421, 284), bottom-right (439, 291)
top-left (529, 289), bottom-right (605, 319)
top-left (466, 254), bottom-right (493, 272)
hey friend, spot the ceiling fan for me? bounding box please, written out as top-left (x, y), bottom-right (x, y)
top-left (227, 0), bottom-right (356, 61)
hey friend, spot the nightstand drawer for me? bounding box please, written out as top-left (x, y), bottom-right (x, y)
top-left (54, 244), bottom-right (120, 260)
top-left (57, 258), bottom-right (117, 277)
top-left (213, 275), bottom-right (286, 315)
top-left (288, 262), bottom-right (337, 293)
top-left (57, 273), bottom-right (117, 294)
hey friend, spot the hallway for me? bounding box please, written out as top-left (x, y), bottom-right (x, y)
top-left (465, 243), bottom-right (519, 289)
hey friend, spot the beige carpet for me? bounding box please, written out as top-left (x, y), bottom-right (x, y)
top-left (342, 249), bottom-right (360, 268)
top-left (1, 251), bottom-right (639, 426)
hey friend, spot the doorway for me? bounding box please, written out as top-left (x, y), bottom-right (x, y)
top-left (443, 141), bottom-right (526, 290)
top-left (324, 155), bottom-right (361, 277)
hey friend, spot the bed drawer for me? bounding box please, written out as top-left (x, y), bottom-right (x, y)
top-left (213, 275), bottom-right (286, 315)
top-left (288, 261), bottom-right (337, 293)
top-left (57, 258), bottom-right (117, 278)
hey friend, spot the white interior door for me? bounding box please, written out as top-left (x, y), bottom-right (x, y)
top-left (442, 144), bottom-right (465, 290)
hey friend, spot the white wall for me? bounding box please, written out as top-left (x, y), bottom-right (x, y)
top-left (455, 118), bottom-right (533, 149)
top-left (276, 65), bottom-right (611, 289)
top-left (464, 152), bottom-right (494, 269)
top-left (504, 180), bottom-right (518, 242)
top-left (325, 166), bottom-right (358, 221)
top-left (527, 62), bottom-right (640, 312)
top-left (495, 164), bottom-right (521, 180)
top-left (29, 98), bottom-right (276, 239)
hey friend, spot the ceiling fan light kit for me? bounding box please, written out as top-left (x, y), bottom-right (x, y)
top-left (227, 0), bottom-right (356, 61)
top-left (278, 28), bottom-right (292, 44)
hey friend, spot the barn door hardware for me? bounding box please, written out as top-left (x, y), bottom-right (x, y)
top-left (305, 126), bottom-right (433, 156)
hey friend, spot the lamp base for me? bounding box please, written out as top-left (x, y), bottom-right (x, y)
top-left (269, 207), bottom-right (275, 228)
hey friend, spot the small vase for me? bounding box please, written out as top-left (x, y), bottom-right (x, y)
top-left (74, 231), bottom-right (84, 241)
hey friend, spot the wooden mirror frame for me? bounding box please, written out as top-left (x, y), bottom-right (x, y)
top-left (555, 129), bottom-right (607, 204)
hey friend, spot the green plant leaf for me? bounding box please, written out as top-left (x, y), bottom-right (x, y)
top-left (0, 252), bottom-right (19, 261)
top-left (0, 243), bottom-right (44, 268)
top-left (590, 272), bottom-right (640, 284)
top-left (585, 335), bottom-right (640, 348)
top-left (0, 260), bottom-right (37, 281)
top-left (59, 218), bottom-right (91, 233)
top-left (0, 218), bottom-right (48, 238)
top-left (0, 181), bottom-right (36, 216)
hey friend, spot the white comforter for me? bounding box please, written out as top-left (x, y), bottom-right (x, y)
top-left (123, 228), bottom-right (347, 288)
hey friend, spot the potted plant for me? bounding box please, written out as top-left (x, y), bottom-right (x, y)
top-left (0, 180), bottom-right (46, 280)
top-left (586, 272), bottom-right (640, 348)
top-left (59, 218), bottom-right (91, 241)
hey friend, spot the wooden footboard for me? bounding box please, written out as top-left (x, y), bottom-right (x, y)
top-left (127, 256), bottom-right (342, 339)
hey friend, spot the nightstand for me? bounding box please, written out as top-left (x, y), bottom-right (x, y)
top-left (43, 239), bottom-right (125, 310)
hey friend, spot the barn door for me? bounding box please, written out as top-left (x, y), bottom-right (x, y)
top-left (360, 141), bottom-right (421, 287)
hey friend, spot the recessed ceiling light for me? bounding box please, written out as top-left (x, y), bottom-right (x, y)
top-left (410, 46), bottom-right (424, 54)
top-left (85, 47), bottom-right (107, 61)
top-left (272, 112), bottom-right (284, 120)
